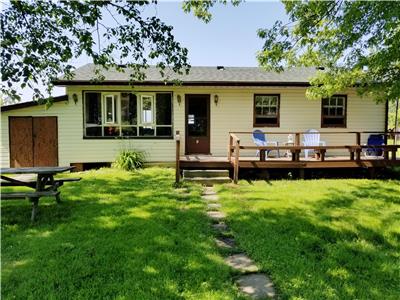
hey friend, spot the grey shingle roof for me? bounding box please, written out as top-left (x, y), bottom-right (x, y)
top-left (54, 63), bottom-right (318, 86)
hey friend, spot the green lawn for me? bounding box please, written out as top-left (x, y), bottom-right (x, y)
top-left (2, 168), bottom-right (243, 299)
top-left (217, 179), bottom-right (400, 300)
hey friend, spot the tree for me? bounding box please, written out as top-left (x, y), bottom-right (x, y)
top-left (186, 1), bottom-right (400, 102)
top-left (1, 0), bottom-right (190, 103)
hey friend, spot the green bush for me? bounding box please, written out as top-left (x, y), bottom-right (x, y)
top-left (113, 150), bottom-right (146, 171)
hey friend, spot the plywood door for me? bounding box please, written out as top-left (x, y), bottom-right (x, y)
top-left (9, 117), bottom-right (34, 167)
top-left (33, 117), bottom-right (58, 166)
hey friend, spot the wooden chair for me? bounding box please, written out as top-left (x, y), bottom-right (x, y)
top-left (303, 129), bottom-right (326, 158)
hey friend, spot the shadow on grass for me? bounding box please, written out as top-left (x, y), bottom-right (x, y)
top-left (2, 169), bottom-right (242, 299)
top-left (223, 180), bottom-right (400, 299)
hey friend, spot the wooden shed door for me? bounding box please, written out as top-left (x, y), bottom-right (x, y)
top-left (9, 117), bottom-right (34, 167)
top-left (9, 116), bottom-right (58, 167)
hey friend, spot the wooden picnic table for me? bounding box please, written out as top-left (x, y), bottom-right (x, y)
top-left (1, 166), bottom-right (80, 221)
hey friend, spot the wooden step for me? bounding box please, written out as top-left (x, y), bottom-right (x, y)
top-left (183, 169), bottom-right (229, 178)
top-left (183, 177), bottom-right (231, 185)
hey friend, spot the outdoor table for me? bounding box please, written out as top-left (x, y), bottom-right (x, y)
top-left (1, 166), bottom-right (75, 220)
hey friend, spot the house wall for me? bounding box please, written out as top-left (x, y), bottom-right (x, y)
top-left (0, 86), bottom-right (386, 167)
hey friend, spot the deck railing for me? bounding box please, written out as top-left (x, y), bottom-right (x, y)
top-left (228, 131), bottom-right (400, 183)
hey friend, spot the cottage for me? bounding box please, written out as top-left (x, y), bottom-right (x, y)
top-left (1, 64), bottom-right (396, 177)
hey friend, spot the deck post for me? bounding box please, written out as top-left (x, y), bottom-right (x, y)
top-left (175, 130), bottom-right (180, 184)
top-left (355, 132), bottom-right (361, 161)
top-left (228, 134), bottom-right (233, 162)
top-left (295, 132), bottom-right (300, 146)
top-left (233, 138), bottom-right (240, 184)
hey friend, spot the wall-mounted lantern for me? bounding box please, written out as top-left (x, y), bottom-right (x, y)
top-left (214, 94), bottom-right (219, 106)
top-left (177, 94), bottom-right (182, 106)
top-left (72, 93), bottom-right (78, 104)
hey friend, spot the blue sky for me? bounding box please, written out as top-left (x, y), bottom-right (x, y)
top-left (21, 0), bottom-right (288, 99)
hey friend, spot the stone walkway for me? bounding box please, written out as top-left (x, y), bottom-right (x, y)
top-left (201, 186), bottom-right (276, 299)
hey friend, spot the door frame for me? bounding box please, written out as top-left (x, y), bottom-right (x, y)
top-left (185, 94), bottom-right (211, 155)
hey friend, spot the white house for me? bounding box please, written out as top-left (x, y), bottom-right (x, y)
top-left (1, 64), bottom-right (388, 170)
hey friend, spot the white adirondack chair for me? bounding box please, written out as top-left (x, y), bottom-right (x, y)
top-left (303, 129), bottom-right (326, 158)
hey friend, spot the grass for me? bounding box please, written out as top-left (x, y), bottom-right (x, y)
top-left (1, 168), bottom-right (244, 300)
top-left (217, 179), bottom-right (400, 300)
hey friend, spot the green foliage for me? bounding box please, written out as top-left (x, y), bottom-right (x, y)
top-left (256, 1), bottom-right (400, 102)
top-left (113, 149), bottom-right (146, 171)
top-left (388, 100), bottom-right (399, 129)
top-left (1, 0), bottom-right (190, 103)
top-left (1, 168), bottom-right (241, 299)
top-left (182, 0), bottom-right (241, 23)
top-left (217, 179), bottom-right (400, 299)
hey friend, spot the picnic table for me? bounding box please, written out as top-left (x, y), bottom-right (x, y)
top-left (1, 166), bottom-right (81, 221)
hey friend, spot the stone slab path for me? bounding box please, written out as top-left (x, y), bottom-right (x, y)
top-left (224, 253), bottom-right (259, 273)
top-left (202, 194), bottom-right (219, 202)
top-left (206, 211), bottom-right (226, 221)
top-left (201, 185), bottom-right (276, 299)
top-left (237, 274), bottom-right (276, 299)
top-left (215, 237), bottom-right (236, 249)
top-left (207, 203), bottom-right (222, 210)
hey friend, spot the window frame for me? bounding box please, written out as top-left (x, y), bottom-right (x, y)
top-left (103, 94), bottom-right (117, 124)
top-left (253, 94), bottom-right (280, 127)
top-left (82, 91), bottom-right (173, 139)
top-left (139, 94), bottom-right (155, 125)
top-left (321, 94), bottom-right (347, 128)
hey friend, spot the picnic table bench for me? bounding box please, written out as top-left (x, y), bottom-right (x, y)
top-left (1, 166), bottom-right (81, 221)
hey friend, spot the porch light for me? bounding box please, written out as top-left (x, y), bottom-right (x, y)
top-left (72, 93), bottom-right (78, 104)
top-left (214, 94), bottom-right (219, 106)
top-left (177, 94), bottom-right (182, 106)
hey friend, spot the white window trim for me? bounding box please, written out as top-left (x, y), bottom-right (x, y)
top-left (140, 94), bottom-right (155, 125)
top-left (103, 94), bottom-right (117, 124)
top-left (83, 91), bottom-right (173, 138)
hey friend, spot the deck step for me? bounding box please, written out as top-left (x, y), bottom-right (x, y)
top-left (183, 169), bottom-right (229, 178)
top-left (183, 177), bottom-right (231, 185)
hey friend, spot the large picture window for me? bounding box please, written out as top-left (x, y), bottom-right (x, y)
top-left (254, 94), bottom-right (280, 127)
top-left (321, 95), bottom-right (347, 128)
top-left (84, 92), bottom-right (172, 138)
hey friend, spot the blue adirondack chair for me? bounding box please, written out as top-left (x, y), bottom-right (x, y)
top-left (303, 129), bottom-right (326, 158)
top-left (252, 130), bottom-right (280, 158)
top-left (363, 134), bottom-right (385, 157)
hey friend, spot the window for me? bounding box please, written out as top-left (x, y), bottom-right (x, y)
top-left (83, 92), bottom-right (172, 138)
top-left (140, 95), bottom-right (154, 124)
top-left (321, 95), bottom-right (347, 127)
top-left (104, 95), bottom-right (117, 124)
top-left (85, 92), bottom-right (102, 136)
top-left (254, 94), bottom-right (280, 127)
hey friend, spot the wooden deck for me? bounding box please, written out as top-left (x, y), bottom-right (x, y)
top-left (175, 130), bottom-right (400, 183)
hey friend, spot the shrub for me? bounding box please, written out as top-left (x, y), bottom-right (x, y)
top-left (113, 149), bottom-right (146, 171)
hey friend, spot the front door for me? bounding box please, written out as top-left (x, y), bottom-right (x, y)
top-left (185, 94), bottom-right (210, 154)
top-left (9, 116), bottom-right (58, 167)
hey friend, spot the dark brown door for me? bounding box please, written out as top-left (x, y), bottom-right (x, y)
top-left (185, 94), bottom-right (210, 154)
top-left (9, 116), bottom-right (58, 167)
top-left (9, 117), bottom-right (34, 167)
top-left (33, 117), bottom-right (58, 166)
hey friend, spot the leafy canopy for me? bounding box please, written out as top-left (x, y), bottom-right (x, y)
top-left (185, 0), bottom-right (400, 102)
top-left (257, 1), bottom-right (400, 102)
top-left (1, 0), bottom-right (190, 103)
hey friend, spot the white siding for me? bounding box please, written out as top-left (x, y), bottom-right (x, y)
top-left (1, 86), bottom-right (386, 167)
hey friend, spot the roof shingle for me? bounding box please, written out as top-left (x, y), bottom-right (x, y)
top-left (54, 64), bottom-right (318, 86)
